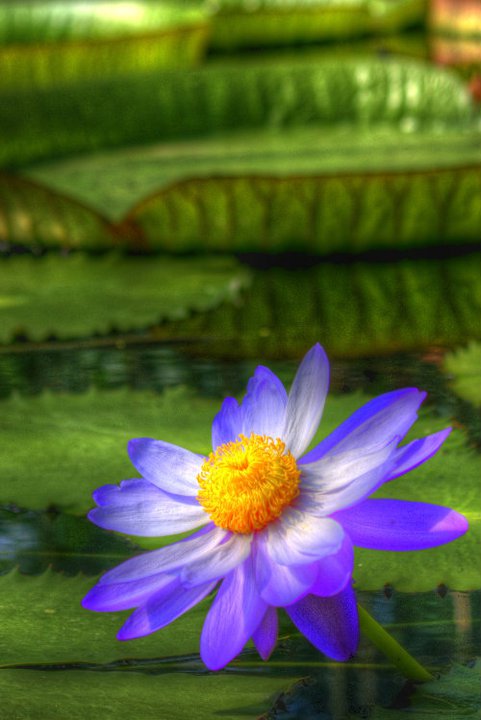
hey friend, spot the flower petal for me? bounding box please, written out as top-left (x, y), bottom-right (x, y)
top-left (265, 509), bottom-right (344, 566)
top-left (254, 535), bottom-right (318, 606)
top-left (212, 397), bottom-right (243, 449)
top-left (310, 535), bottom-right (354, 597)
top-left (89, 480), bottom-right (207, 537)
top-left (252, 607), bottom-right (278, 661)
top-left (200, 556), bottom-right (268, 670)
top-left (82, 573), bottom-right (175, 612)
top-left (286, 584), bottom-right (359, 661)
top-left (301, 388), bottom-right (425, 464)
top-left (299, 437), bottom-right (398, 516)
top-left (300, 439), bottom-right (398, 495)
top-left (128, 438), bottom-right (202, 496)
top-left (387, 428), bottom-right (451, 482)
top-left (96, 524), bottom-right (226, 585)
top-left (240, 366), bottom-right (287, 438)
top-left (117, 579), bottom-right (215, 640)
top-left (181, 533), bottom-right (253, 587)
top-left (332, 499), bottom-right (469, 550)
top-left (283, 344), bottom-right (330, 458)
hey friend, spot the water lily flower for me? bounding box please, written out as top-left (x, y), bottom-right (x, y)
top-left (82, 344), bottom-right (468, 670)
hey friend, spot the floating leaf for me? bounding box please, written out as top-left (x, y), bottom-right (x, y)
top-left (443, 342), bottom-right (481, 408)
top-left (0, 670), bottom-right (291, 720)
top-left (160, 255), bottom-right (481, 359)
top-left (25, 127), bottom-right (481, 218)
top-left (209, 0), bottom-right (426, 50)
top-left (0, 173), bottom-right (117, 250)
top-left (0, 570), bottom-right (292, 717)
top-left (0, 2), bottom-right (209, 91)
top-left (0, 571), bottom-right (478, 720)
top-left (0, 1), bottom-right (206, 44)
top-left (0, 253), bottom-right (250, 342)
top-left (2, 56), bottom-right (472, 168)
top-left (125, 153), bottom-right (481, 253)
top-left (1, 386), bottom-right (479, 589)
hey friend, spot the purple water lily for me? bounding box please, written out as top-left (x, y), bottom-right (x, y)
top-left (82, 344), bottom-right (468, 670)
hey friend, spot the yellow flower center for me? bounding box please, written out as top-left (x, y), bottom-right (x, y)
top-left (197, 433), bottom-right (301, 534)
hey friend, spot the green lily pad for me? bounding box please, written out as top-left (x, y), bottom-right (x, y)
top-left (443, 342), bottom-right (481, 408)
top-left (0, 668), bottom-right (292, 720)
top-left (124, 147), bottom-right (481, 253)
top-left (0, 2), bottom-right (209, 90)
top-left (2, 56), bottom-right (472, 168)
top-left (161, 255), bottom-right (481, 359)
top-left (0, 253), bottom-right (250, 342)
top-left (0, 386), bottom-right (479, 590)
top-left (209, 0), bottom-right (426, 50)
top-left (0, 571), bottom-right (292, 716)
top-left (0, 1), bottom-right (206, 44)
top-left (367, 660), bottom-right (481, 719)
top-left (26, 126), bottom-right (481, 219)
top-left (0, 173), bottom-right (117, 250)
top-left (0, 669), bottom-right (291, 720)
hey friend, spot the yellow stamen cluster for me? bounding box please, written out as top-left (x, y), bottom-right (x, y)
top-left (197, 433), bottom-right (301, 534)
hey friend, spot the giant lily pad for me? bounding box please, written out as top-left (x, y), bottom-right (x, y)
top-left (0, 1), bottom-right (209, 91)
top-left (0, 253), bottom-right (250, 342)
top-left (208, 0), bottom-right (426, 50)
top-left (12, 56), bottom-right (479, 253)
top-left (1, 386), bottom-right (479, 590)
top-left (2, 56), bottom-right (472, 168)
top-left (0, 1), bottom-right (206, 44)
top-left (0, 173), bottom-right (117, 249)
top-left (160, 255), bottom-right (481, 358)
top-left (0, 571), bottom-right (292, 715)
top-left (0, 669), bottom-right (291, 720)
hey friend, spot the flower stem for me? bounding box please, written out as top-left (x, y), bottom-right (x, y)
top-left (357, 603), bottom-right (434, 682)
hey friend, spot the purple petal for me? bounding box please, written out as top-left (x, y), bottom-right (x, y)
top-left (301, 388), bottom-right (425, 464)
top-left (265, 509), bottom-right (344, 566)
top-left (89, 480), bottom-right (207, 537)
top-left (212, 397), bottom-right (242, 449)
top-left (240, 366), bottom-right (287, 438)
top-left (96, 524), bottom-right (226, 585)
top-left (387, 428), bottom-right (451, 481)
top-left (200, 556), bottom-right (267, 670)
top-left (117, 579), bottom-right (215, 640)
top-left (254, 536), bottom-right (318, 606)
top-left (181, 533), bottom-right (252, 586)
top-left (128, 438), bottom-right (202, 496)
top-left (252, 607), bottom-right (278, 661)
top-left (82, 573), bottom-right (175, 612)
top-left (332, 499), bottom-right (469, 551)
top-left (283, 344), bottom-right (330, 458)
top-left (286, 584), bottom-right (359, 661)
top-left (310, 535), bottom-right (353, 597)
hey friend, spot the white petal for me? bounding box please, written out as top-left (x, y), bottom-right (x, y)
top-left (90, 480), bottom-right (207, 537)
top-left (128, 438), bottom-right (202, 495)
top-left (283, 344), bottom-right (329, 458)
top-left (300, 438), bottom-right (397, 495)
top-left (240, 366), bottom-right (287, 438)
top-left (265, 508), bottom-right (344, 566)
top-left (181, 533), bottom-right (253, 587)
top-left (98, 525), bottom-right (227, 585)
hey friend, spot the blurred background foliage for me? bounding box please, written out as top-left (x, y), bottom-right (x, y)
top-left (1, 1), bottom-right (481, 718)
